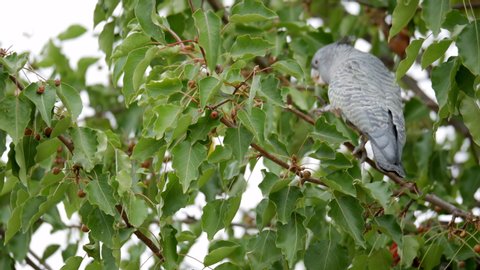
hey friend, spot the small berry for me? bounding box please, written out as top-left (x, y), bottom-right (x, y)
top-left (303, 170), bottom-right (311, 179)
top-left (57, 146), bottom-right (63, 153)
top-left (77, 189), bottom-right (86, 198)
top-left (210, 111), bottom-right (218, 119)
top-left (36, 85), bottom-right (45, 94)
top-left (44, 127), bottom-right (52, 137)
top-left (34, 133), bottom-right (41, 141)
top-left (52, 167), bottom-right (61, 175)
top-left (140, 160), bottom-right (151, 169)
top-left (188, 80), bottom-right (196, 88)
top-left (24, 128), bottom-right (33, 136)
top-left (55, 157), bottom-right (64, 165)
top-left (434, 206), bottom-right (442, 212)
top-left (54, 79), bottom-right (61, 86)
top-left (459, 230), bottom-right (467, 238)
top-left (458, 261), bottom-right (466, 268)
top-left (81, 224), bottom-right (90, 232)
top-left (474, 244), bottom-right (480, 253)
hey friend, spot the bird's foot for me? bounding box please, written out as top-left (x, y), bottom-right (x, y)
top-left (353, 136), bottom-right (368, 163)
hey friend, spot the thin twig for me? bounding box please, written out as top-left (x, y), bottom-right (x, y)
top-left (29, 249), bottom-right (53, 270)
top-left (25, 256), bottom-right (42, 270)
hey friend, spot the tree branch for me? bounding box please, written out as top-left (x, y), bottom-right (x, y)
top-left (115, 205), bottom-right (164, 261)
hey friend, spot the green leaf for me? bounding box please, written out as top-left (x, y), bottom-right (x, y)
top-left (420, 243), bottom-right (443, 270)
top-left (231, 35), bottom-right (272, 59)
top-left (122, 46), bottom-right (149, 105)
top-left (85, 174), bottom-right (117, 216)
top-left (421, 0), bottom-right (450, 36)
top-left (258, 75), bottom-right (283, 106)
top-left (70, 127), bottom-right (99, 171)
top-left (146, 77), bottom-right (183, 98)
top-left (374, 215), bottom-right (403, 246)
top-left (0, 52), bottom-right (28, 73)
top-left (207, 145), bottom-right (232, 163)
top-left (198, 76), bottom-right (221, 108)
top-left (204, 241), bottom-right (240, 266)
top-left (230, 0), bottom-right (278, 23)
top-left (55, 83), bottom-right (83, 119)
top-left (389, 0), bottom-right (420, 40)
top-left (161, 173), bottom-right (189, 216)
top-left (237, 107), bottom-right (266, 143)
top-left (58, 24), bottom-right (87, 40)
top-left (329, 193), bottom-right (366, 248)
top-left (460, 96), bottom-right (480, 146)
top-left (246, 230), bottom-right (282, 269)
top-left (42, 244), bottom-right (61, 261)
top-left (135, 0), bottom-right (164, 41)
top-left (0, 98), bottom-right (30, 140)
top-left (457, 20), bottom-right (480, 75)
top-left (269, 186), bottom-right (301, 224)
top-left (193, 9), bottom-right (221, 72)
top-left (431, 59), bottom-right (458, 120)
top-left (322, 170), bottom-right (356, 196)
top-left (131, 137), bottom-right (163, 161)
top-left (396, 39), bottom-right (424, 80)
top-left (5, 205), bottom-right (22, 243)
top-left (364, 181), bottom-right (391, 209)
top-left (421, 39), bottom-right (452, 69)
top-left (223, 125), bottom-right (253, 162)
top-left (399, 235), bottom-right (420, 267)
top-left (305, 240), bottom-right (349, 270)
top-left (276, 213), bottom-right (306, 266)
top-left (85, 207), bottom-right (115, 248)
top-left (201, 197), bottom-right (241, 239)
top-left (124, 194), bottom-right (148, 227)
top-left (112, 33), bottom-right (151, 59)
top-left (172, 141), bottom-right (206, 192)
top-left (272, 60), bottom-right (304, 81)
top-left (256, 198), bottom-right (276, 229)
top-left (160, 225), bottom-right (178, 270)
top-left (312, 116), bottom-right (348, 144)
top-left (152, 104), bottom-right (181, 139)
top-left (99, 21), bottom-right (115, 62)
top-left (23, 83), bottom-right (55, 126)
top-left (61, 256), bottom-right (83, 270)
top-left (15, 136), bottom-right (38, 185)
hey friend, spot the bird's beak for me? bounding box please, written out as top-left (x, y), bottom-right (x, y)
top-left (310, 69), bottom-right (325, 85)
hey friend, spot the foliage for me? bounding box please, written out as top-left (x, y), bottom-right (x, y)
top-left (1, 0), bottom-right (480, 269)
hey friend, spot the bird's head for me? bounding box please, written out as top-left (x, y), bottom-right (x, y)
top-left (311, 43), bottom-right (351, 85)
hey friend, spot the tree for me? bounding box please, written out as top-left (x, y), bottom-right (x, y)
top-left (1, 0), bottom-right (480, 269)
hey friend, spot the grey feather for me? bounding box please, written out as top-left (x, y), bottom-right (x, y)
top-left (311, 43), bottom-right (406, 177)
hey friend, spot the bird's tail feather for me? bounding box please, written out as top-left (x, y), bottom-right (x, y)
top-left (368, 129), bottom-right (405, 178)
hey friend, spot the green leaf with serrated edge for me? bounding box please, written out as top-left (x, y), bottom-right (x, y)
top-left (399, 235), bottom-right (420, 267)
top-left (272, 59), bottom-right (304, 81)
top-left (246, 230), bottom-right (282, 269)
top-left (0, 52), bottom-right (28, 73)
top-left (21, 196), bottom-right (47, 232)
top-left (58, 24), bottom-right (87, 40)
top-left (310, 142), bottom-right (336, 160)
top-left (374, 215), bottom-right (402, 246)
top-left (256, 198), bottom-right (276, 229)
top-left (86, 174), bottom-right (117, 216)
top-left (193, 9), bottom-right (221, 72)
top-left (312, 116), bottom-right (348, 144)
top-left (389, 0), bottom-right (420, 40)
top-left (237, 108), bottom-right (266, 143)
top-left (421, 243), bottom-right (443, 270)
top-left (86, 207), bottom-right (115, 248)
top-left (457, 20), bottom-right (480, 75)
top-left (431, 59), bottom-right (458, 120)
top-left (23, 83), bottom-right (55, 126)
top-left (364, 181), bottom-right (391, 209)
top-left (247, 74), bottom-right (261, 113)
top-left (322, 170), bottom-right (356, 196)
top-left (305, 240), bottom-right (349, 270)
top-left (460, 96), bottom-right (480, 146)
top-left (258, 75), bottom-right (283, 106)
top-left (421, 0), bottom-right (450, 36)
top-left (161, 173), bottom-right (189, 216)
top-left (60, 256), bottom-right (83, 270)
top-left (230, 0), bottom-right (278, 23)
top-left (204, 242), bottom-right (240, 266)
top-left (269, 186), bottom-right (301, 224)
top-left (199, 76), bottom-right (221, 108)
top-left (5, 205), bottom-right (22, 243)
top-left (0, 95), bottom-right (31, 144)
top-left (320, 152), bottom-right (352, 169)
top-left (172, 141), bottom-right (206, 192)
top-left (152, 104), bottom-right (181, 139)
top-left (112, 33), bottom-right (151, 59)
top-left (135, 0), bottom-right (164, 41)
top-left (421, 39), bottom-right (452, 69)
top-left (368, 248), bottom-right (393, 270)
top-left (27, 183), bottom-right (68, 231)
top-left (223, 125), bottom-right (253, 162)
top-left (122, 46), bottom-right (149, 105)
top-left (131, 137), bottom-right (163, 161)
top-left (55, 83), bottom-right (82, 119)
top-left (329, 193), bottom-right (366, 248)
top-left (276, 213), bottom-right (306, 266)
top-left (124, 194), bottom-right (148, 227)
top-left (70, 127), bottom-right (98, 171)
top-left (207, 145), bottom-right (232, 163)
top-left (15, 136), bottom-right (38, 185)
top-left (146, 77), bottom-right (182, 98)
top-left (201, 197), bottom-right (239, 239)
top-left (51, 116), bottom-right (71, 138)
top-left (231, 35), bottom-right (272, 59)
top-left (160, 225), bottom-right (178, 270)
top-left (396, 39), bottom-right (424, 81)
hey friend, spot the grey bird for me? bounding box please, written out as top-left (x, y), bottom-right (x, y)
top-left (311, 43), bottom-right (406, 178)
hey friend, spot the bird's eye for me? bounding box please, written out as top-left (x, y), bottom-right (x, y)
top-left (315, 60), bottom-right (318, 65)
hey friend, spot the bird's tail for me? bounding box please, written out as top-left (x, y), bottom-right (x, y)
top-left (368, 128), bottom-right (405, 178)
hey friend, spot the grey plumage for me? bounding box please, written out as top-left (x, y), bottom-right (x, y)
top-left (311, 43), bottom-right (406, 177)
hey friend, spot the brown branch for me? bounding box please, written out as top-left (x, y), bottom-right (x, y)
top-left (25, 256), bottom-right (42, 270)
top-left (29, 249), bottom-right (53, 270)
top-left (115, 205), bottom-right (164, 261)
top-left (57, 135), bottom-right (74, 154)
top-left (9, 75), bottom-right (24, 91)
